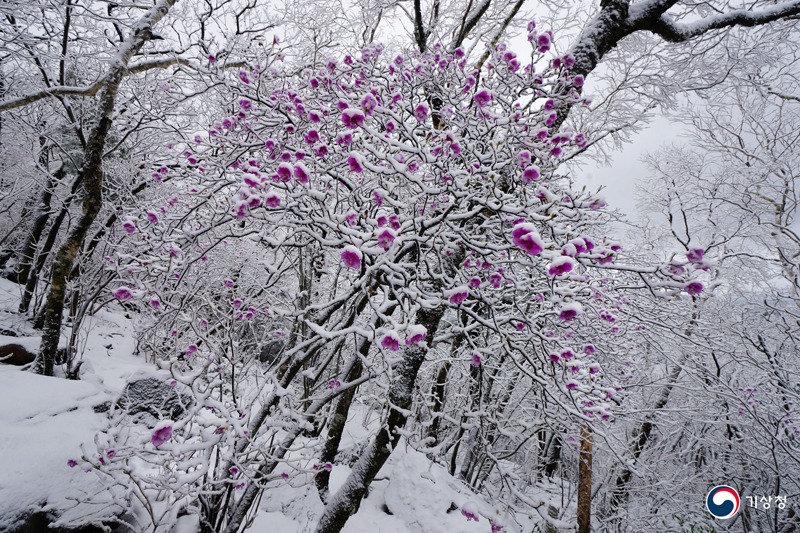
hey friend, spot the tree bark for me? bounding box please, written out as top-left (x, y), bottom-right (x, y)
top-left (313, 304), bottom-right (447, 533)
top-left (33, 0), bottom-right (176, 375)
top-left (17, 167), bottom-right (61, 312)
top-left (577, 424), bottom-right (593, 533)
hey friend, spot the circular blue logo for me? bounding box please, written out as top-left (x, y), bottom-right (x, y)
top-left (706, 485), bottom-right (740, 519)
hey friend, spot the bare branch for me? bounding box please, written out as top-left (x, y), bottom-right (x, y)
top-left (644, 2), bottom-right (800, 43)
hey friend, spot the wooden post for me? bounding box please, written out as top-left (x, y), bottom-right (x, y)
top-left (577, 424), bottom-right (593, 533)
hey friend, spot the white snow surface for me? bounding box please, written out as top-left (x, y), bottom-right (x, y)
top-left (0, 278), bottom-right (536, 531)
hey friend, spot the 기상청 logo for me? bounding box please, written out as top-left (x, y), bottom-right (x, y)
top-left (706, 485), bottom-right (740, 519)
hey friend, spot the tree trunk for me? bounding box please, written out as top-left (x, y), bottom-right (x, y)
top-left (17, 167), bottom-right (61, 312)
top-left (313, 303), bottom-right (447, 533)
top-left (33, 0), bottom-right (176, 375)
top-left (577, 424), bottom-right (593, 533)
top-left (315, 356), bottom-right (362, 504)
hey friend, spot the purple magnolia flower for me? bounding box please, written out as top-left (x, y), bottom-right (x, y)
top-left (361, 94), bottom-right (378, 115)
top-left (238, 71), bottom-right (250, 84)
top-left (584, 344), bottom-right (596, 355)
top-left (294, 163), bottom-right (310, 184)
top-left (146, 211), bottom-right (158, 224)
top-left (239, 99), bottom-right (252, 112)
top-left (304, 129), bottom-right (320, 144)
top-left (471, 353), bottom-right (482, 367)
top-left (490, 521), bottom-right (505, 533)
top-left (347, 154), bottom-right (363, 173)
top-left (388, 215), bottom-right (401, 230)
top-left (469, 276), bottom-right (482, 289)
top-left (548, 256), bottom-right (575, 276)
top-left (113, 287), bottom-right (132, 301)
top-left (489, 272), bottom-right (503, 288)
top-left (405, 325), bottom-right (427, 345)
top-left (473, 89), bottom-right (492, 108)
top-left (376, 228), bottom-right (396, 251)
top-left (67, 459), bottom-right (78, 468)
top-left (229, 466), bottom-right (239, 476)
top-left (381, 333), bottom-right (400, 351)
top-left (684, 281), bottom-right (703, 296)
top-left (573, 75), bottom-right (585, 87)
top-left (336, 132), bottom-right (353, 146)
top-left (516, 150), bottom-right (531, 168)
top-left (341, 109), bottom-right (365, 129)
top-left (447, 286), bottom-right (469, 306)
top-left (686, 248), bottom-right (704, 263)
top-left (151, 424), bottom-right (173, 447)
top-left (149, 298), bottom-right (161, 309)
top-left (326, 379), bottom-right (341, 389)
top-left (565, 380), bottom-right (579, 391)
top-left (522, 165), bottom-right (540, 183)
top-left (276, 162), bottom-right (293, 181)
top-left (461, 502), bottom-right (480, 522)
top-left (122, 219), bottom-right (137, 234)
top-left (559, 302), bottom-right (583, 321)
top-left (224, 278), bottom-right (234, 288)
top-left (341, 245), bottom-right (362, 269)
top-left (414, 103), bottom-right (429, 122)
top-left (511, 223), bottom-right (544, 256)
top-left (313, 144), bottom-right (329, 158)
top-left (264, 194), bottom-right (281, 208)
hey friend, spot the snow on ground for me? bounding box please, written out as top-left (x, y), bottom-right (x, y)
top-left (0, 365), bottom-right (109, 530)
top-left (0, 277), bottom-right (527, 532)
top-left (0, 278), bottom-right (141, 529)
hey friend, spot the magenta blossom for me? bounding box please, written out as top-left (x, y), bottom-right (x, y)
top-left (341, 109), bottom-right (365, 129)
top-left (347, 155), bottom-right (363, 173)
top-left (686, 248), bottom-right (704, 263)
top-left (264, 194), bottom-right (281, 208)
top-left (473, 89), bottom-right (492, 108)
top-left (361, 93), bottom-right (378, 114)
top-left (461, 503), bottom-right (480, 522)
top-left (471, 353), bottom-right (482, 367)
top-left (294, 163), bottom-right (310, 184)
top-left (146, 211), bottom-right (158, 224)
top-left (122, 219), bottom-right (137, 234)
top-left (381, 332), bottom-right (400, 351)
top-left (447, 286), bottom-right (469, 306)
top-left (376, 228), bottom-right (396, 251)
top-left (511, 223), bottom-right (544, 256)
top-left (522, 165), bottom-right (540, 183)
top-left (341, 245), bottom-right (363, 269)
top-left (405, 325), bottom-right (427, 345)
top-left (684, 281), bottom-right (703, 296)
top-left (559, 302), bottom-right (583, 321)
top-left (67, 459), bottom-right (78, 468)
top-left (113, 287), bottom-right (132, 301)
top-left (469, 276), bottom-right (482, 289)
top-left (414, 103), bottom-right (429, 122)
top-left (548, 256), bottom-right (575, 276)
top-left (151, 424), bottom-right (173, 447)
